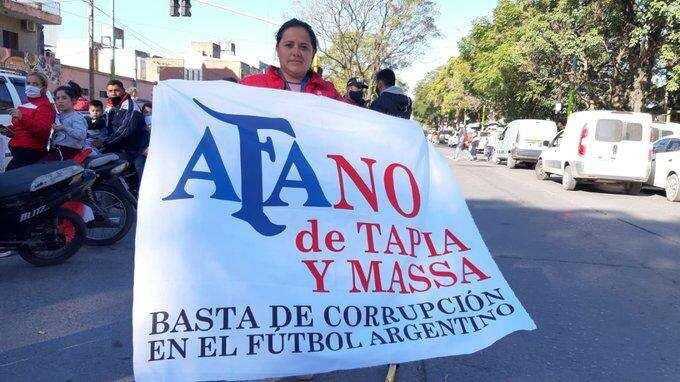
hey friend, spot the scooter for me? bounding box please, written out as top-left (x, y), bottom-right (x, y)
top-left (0, 161), bottom-right (95, 266)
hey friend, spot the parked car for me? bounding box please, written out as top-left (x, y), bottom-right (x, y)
top-left (447, 132), bottom-right (459, 147)
top-left (535, 110), bottom-right (654, 194)
top-left (438, 129), bottom-right (453, 144)
top-left (0, 69), bottom-right (28, 172)
top-left (646, 135), bottom-right (680, 202)
top-left (651, 122), bottom-right (680, 141)
top-left (492, 119), bottom-right (558, 168)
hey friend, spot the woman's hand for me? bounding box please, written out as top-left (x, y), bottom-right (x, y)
top-left (0, 125), bottom-right (15, 137)
top-left (52, 123), bottom-right (64, 131)
top-left (9, 108), bottom-right (21, 119)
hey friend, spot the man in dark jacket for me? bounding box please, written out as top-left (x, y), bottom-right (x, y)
top-left (97, 79), bottom-right (146, 154)
top-left (370, 68), bottom-right (412, 119)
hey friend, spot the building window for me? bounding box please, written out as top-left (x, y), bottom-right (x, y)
top-left (2, 30), bottom-right (19, 50)
top-left (99, 90), bottom-right (107, 98)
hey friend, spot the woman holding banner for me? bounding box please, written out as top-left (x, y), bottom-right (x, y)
top-left (241, 18), bottom-right (344, 103)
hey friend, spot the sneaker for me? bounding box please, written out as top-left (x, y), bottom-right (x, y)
top-left (0, 250), bottom-right (13, 258)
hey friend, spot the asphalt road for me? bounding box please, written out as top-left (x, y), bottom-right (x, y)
top-left (1, 145), bottom-right (679, 381)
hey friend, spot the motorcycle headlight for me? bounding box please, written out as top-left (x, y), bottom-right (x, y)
top-left (110, 162), bottom-right (129, 175)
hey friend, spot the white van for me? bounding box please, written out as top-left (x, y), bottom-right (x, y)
top-left (535, 110), bottom-right (654, 194)
top-left (492, 119), bottom-right (558, 168)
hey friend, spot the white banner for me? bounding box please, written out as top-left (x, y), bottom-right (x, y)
top-left (133, 80), bottom-right (536, 381)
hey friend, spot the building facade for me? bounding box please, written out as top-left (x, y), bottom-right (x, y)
top-left (0, 0), bottom-right (61, 81)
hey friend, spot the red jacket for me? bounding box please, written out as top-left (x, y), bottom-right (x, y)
top-left (241, 66), bottom-right (345, 102)
top-left (73, 96), bottom-right (90, 111)
top-left (8, 93), bottom-right (56, 151)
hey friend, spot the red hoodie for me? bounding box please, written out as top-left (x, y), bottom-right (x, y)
top-left (8, 92), bottom-right (56, 151)
top-left (240, 66), bottom-right (345, 102)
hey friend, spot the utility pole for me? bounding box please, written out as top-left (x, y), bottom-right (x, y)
top-left (110, 0), bottom-right (116, 79)
top-left (88, 0), bottom-right (95, 98)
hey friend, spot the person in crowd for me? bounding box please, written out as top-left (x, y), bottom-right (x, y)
top-left (451, 128), bottom-right (467, 160)
top-left (345, 77), bottom-right (368, 107)
top-left (127, 86), bottom-right (139, 101)
top-left (94, 79), bottom-right (146, 178)
top-left (67, 80), bottom-right (90, 112)
top-left (370, 68), bottom-right (412, 119)
top-left (44, 85), bottom-right (87, 161)
top-left (86, 100), bottom-right (106, 134)
top-left (133, 102), bottom-right (152, 177)
top-left (0, 72), bottom-right (56, 170)
top-left (469, 130), bottom-right (480, 161)
top-left (240, 18), bottom-right (344, 102)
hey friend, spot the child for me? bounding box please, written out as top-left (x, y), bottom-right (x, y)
top-left (86, 99), bottom-right (106, 136)
top-left (46, 85), bottom-right (87, 161)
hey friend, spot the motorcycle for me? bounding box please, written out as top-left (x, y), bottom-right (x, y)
top-left (76, 152), bottom-right (137, 246)
top-left (0, 161), bottom-right (95, 266)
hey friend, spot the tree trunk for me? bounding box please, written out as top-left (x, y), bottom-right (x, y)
top-left (629, 68), bottom-right (647, 112)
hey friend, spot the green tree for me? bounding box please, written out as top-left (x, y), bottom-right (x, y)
top-left (296, 0), bottom-right (440, 92)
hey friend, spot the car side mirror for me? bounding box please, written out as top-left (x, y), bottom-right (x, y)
top-left (542, 140), bottom-right (550, 147)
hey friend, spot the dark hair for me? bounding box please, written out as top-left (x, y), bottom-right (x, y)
top-left (67, 80), bottom-right (83, 98)
top-left (376, 68), bottom-right (396, 87)
top-left (142, 102), bottom-right (152, 111)
top-left (275, 18), bottom-right (318, 53)
top-left (107, 79), bottom-right (124, 89)
top-left (223, 76), bottom-right (239, 83)
top-left (55, 85), bottom-right (77, 100)
top-left (90, 100), bottom-right (103, 109)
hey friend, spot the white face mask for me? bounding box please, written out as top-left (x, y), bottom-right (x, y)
top-left (25, 85), bottom-right (42, 98)
top-left (144, 115), bottom-right (152, 126)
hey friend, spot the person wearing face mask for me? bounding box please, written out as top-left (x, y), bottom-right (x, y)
top-left (345, 77), bottom-right (368, 107)
top-left (240, 18), bottom-right (344, 102)
top-left (0, 72), bottom-right (56, 170)
top-left (95, 79), bottom-right (146, 154)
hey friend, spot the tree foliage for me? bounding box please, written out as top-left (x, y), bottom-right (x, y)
top-left (413, 0), bottom-right (679, 127)
top-left (295, 0), bottom-right (440, 92)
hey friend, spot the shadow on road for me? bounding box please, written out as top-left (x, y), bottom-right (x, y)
top-left (1, 197), bottom-right (678, 381)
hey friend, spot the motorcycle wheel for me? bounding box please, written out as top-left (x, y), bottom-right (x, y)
top-left (19, 208), bottom-right (86, 266)
top-left (81, 184), bottom-right (135, 246)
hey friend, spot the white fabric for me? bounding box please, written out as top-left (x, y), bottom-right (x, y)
top-left (134, 80), bottom-right (535, 381)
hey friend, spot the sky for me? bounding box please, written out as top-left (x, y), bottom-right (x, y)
top-left (49, 0), bottom-right (497, 92)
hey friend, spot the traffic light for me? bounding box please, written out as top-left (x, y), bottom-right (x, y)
top-left (169, 0), bottom-right (179, 17)
top-left (180, 0), bottom-right (191, 17)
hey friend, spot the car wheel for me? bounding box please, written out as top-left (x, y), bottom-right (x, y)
top-left (506, 156), bottom-right (517, 169)
top-left (666, 173), bottom-right (680, 202)
top-left (535, 159), bottom-right (550, 180)
top-left (562, 165), bottom-right (577, 191)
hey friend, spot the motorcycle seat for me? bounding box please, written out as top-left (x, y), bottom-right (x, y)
top-left (0, 161), bottom-right (84, 198)
top-left (84, 153), bottom-right (120, 169)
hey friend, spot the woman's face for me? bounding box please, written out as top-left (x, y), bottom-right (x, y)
top-left (55, 91), bottom-right (74, 112)
top-left (27, 75), bottom-right (45, 89)
top-left (276, 26), bottom-right (314, 80)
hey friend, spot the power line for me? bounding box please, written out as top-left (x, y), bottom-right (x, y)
top-left (84, 0), bottom-right (180, 56)
top-left (193, 0), bottom-right (279, 27)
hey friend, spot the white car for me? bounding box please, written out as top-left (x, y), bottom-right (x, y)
top-left (647, 135), bottom-right (680, 202)
top-left (0, 70), bottom-right (28, 171)
top-left (535, 110), bottom-right (654, 194)
top-left (492, 119), bottom-right (558, 168)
